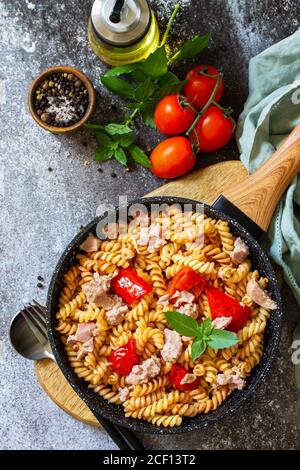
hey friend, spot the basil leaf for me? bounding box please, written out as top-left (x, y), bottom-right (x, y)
top-left (131, 68), bottom-right (147, 82)
top-left (101, 76), bottom-right (135, 98)
top-left (139, 102), bottom-right (156, 128)
top-left (116, 132), bottom-right (135, 148)
top-left (191, 338), bottom-right (206, 361)
top-left (143, 114), bottom-right (156, 129)
top-left (95, 131), bottom-right (114, 148)
top-left (94, 148), bottom-right (113, 162)
top-left (128, 144), bottom-right (151, 168)
top-left (134, 78), bottom-right (155, 102)
top-left (207, 329), bottom-right (239, 349)
top-left (154, 80), bottom-right (184, 102)
top-left (105, 123), bottom-right (132, 136)
top-left (103, 64), bottom-right (138, 77)
top-left (201, 318), bottom-right (213, 339)
top-left (172, 33), bottom-right (211, 63)
top-left (142, 46), bottom-right (168, 79)
top-left (85, 123), bottom-right (105, 130)
top-left (114, 147), bottom-right (127, 166)
top-left (165, 311), bottom-right (199, 337)
top-left (159, 71), bottom-right (181, 86)
top-left (126, 103), bottom-right (140, 109)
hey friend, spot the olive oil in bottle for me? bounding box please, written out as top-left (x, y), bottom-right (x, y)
top-left (88, 0), bottom-right (160, 66)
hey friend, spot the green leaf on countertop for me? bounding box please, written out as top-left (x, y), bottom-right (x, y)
top-left (115, 132), bottom-right (135, 148)
top-left (95, 131), bottom-right (114, 148)
top-left (134, 78), bottom-right (156, 103)
top-left (165, 311), bottom-right (199, 337)
top-left (143, 113), bottom-right (156, 129)
top-left (142, 46), bottom-right (168, 79)
top-left (131, 68), bottom-right (147, 82)
top-left (128, 144), bottom-right (151, 168)
top-left (101, 76), bottom-right (135, 98)
top-left (139, 101), bottom-right (156, 128)
top-left (114, 147), bottom-right (127, 166)
top-left (170, 33), bottom-right (212, 63)
top-left (103, 64), bottom-right (138, 77)
top-left (94, 147), bottom-right (114, 162)
top-left (191, 338), bottom-right (206, 361)
top-left (207, 329), bottom-right (239, 349)
top-left (105, 123), bottom-right (133, 136)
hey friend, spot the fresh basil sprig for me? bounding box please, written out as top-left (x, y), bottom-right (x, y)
top-left (165, 311), bottom-right (239, 361)
top-left (85, 122), bottom-right (150, 167)
top-left (85, 4), bottom-right (211, 168)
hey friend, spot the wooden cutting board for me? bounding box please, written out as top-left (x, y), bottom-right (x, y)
top-left (35, 160), bottom-right (248, 427)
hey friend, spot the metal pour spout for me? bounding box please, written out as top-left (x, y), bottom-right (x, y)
top-left (109, 0), bottom-right (126, 23)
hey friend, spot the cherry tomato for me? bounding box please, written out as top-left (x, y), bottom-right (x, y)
top-left (154, 94), bottom-right (195, 135)
top-left (150, 136), bottom-right (196, 179)
top-left (184, 65), bottom-right (224, 110)
top-left (168, 364), bottom-right (200, 391)
top-left (108, 339), bottom-right (139, 376)
top-left (191, 105), bottom-right (235, 153)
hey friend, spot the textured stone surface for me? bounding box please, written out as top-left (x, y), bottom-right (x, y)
top-left (0, 0), bottom-right (299, 450)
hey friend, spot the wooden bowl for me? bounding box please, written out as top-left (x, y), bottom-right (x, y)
top-left (28, 66), bottom-right (96, 134)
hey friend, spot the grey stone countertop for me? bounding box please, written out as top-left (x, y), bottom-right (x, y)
top-left (0, 0), bottom-right (299, 450)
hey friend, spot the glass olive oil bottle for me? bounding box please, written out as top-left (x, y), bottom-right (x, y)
top-left (88, 0), bottom-right (160, 66)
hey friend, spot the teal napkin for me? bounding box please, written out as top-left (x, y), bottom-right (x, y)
top-left (236, 29), bottom-right (300, 386)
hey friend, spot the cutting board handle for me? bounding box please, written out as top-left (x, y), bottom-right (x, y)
top-left (221, 123), bottom-right (300, 231)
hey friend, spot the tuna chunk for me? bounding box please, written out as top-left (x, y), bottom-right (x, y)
top-left (67, 322), bottom-right (96, 359)
top-left (180, 372), bottom-right (197, 385)
top-left (136, 223), bottom-right (166, 253)
top-left (82, 272), bottom-right (116, 306)
top-left (81, 337), bottom-right (94, 353)
top-left (246, 279), bottom-right (277, 310)
top-left (126, 356), bottom-right (161, 385)
top-left (230, 237), bottom-right (250, 265)
top-left (177, 303), bottom-right (198, 319)
top-left (211, 316), bottom-right (232, 330)
top-left (119, 386), bottom-right (130, 402)
top-left (105, 299), bottom-right (128, 325)
top-left (80, 234), bottom-right (101, 252)
top-left (148, 223), bottom-right (166, 253)
top-left (67, 322), bottom-right (96, 344)
top-left (215, 366), bottom-right (246, 391)
top-left (157, 294), bottom-right (170, 306)
top-left (172, 290), bottom-right (195, 306)
top-left (161, 329), bottom-right (183, 363)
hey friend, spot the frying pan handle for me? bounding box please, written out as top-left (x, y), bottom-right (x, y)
top-left (220, 122), bottom-right (300, 231)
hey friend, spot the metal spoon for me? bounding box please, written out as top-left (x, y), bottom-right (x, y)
top-left (9, 305), bottom-right (54, 361)
top-left (8, 301), bottom-right (145, 450)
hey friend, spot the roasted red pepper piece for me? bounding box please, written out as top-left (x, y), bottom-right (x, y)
top-left (167, 266), bottom-right (207, 298)
top-left (168, 364), bottom-right (200, 391)
top-left (111, 267), bottom-right (152, 304)
top-left (206, 286), bottom-right (252, 332)
top-left (108, 339), bottom-right (139, 376)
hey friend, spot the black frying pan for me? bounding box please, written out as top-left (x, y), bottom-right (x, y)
top-left (46, 125), bottom-right (300, 435)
